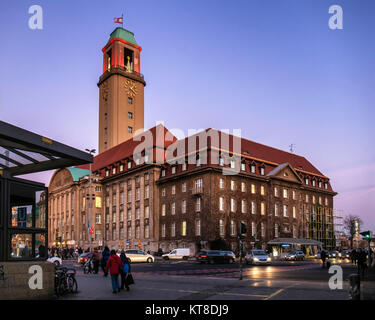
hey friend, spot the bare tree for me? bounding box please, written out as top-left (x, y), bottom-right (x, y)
top-left (344, 215), bottom-right (363, 248)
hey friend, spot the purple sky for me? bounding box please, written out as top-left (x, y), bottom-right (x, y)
top-left (1, 0), bottom-right (374, 231)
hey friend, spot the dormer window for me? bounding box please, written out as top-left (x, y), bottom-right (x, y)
top-left (120, 164), bottom-right (124, 172)
top-left (260, 167), bottom-right (265, 176)
top-left (324, 182), bottom-right (328, 190)
top-left (312, 180), bottom-right (316, 187)
top-left (319, 181), bottom-right (322, 188)
top-left (305, 178), bottom-right (309, 185)
top-left (161, 169), bottom-right (166, 177)
top-left (241, 162), bottom-right (246, 171)
top-left (112, 167), bottom-right (116, 175)
top-left (127, 161), bottom-right (132, 169)
top-left (171, 166), bottom-right (176, 174)
top-left (219, 157), bottom-right (224, 166)
top-left (105, 169), bottom-right (109, 177)
top-left (251, 164), bottom-right (256, 174)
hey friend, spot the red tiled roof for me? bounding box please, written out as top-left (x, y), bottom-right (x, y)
top-left (77, 124), bottom-right (177, 172)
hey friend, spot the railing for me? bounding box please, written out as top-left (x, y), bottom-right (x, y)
top-left (99, 65), bottom-right (144, 82)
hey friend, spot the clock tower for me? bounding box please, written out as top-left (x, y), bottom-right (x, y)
top-left (98, 27), bottom-right (146, 153)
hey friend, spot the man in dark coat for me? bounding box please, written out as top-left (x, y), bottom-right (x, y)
top-left (101, 246), bottom-right (111, 275)
top-left (321, 250), bottom-right (327, 268)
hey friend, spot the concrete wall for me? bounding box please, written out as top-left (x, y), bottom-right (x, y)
top-left (0, 261), bottom-right (54, 300)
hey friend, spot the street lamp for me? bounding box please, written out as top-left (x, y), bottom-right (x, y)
top-left (85, 148), bottom-right (96, 253)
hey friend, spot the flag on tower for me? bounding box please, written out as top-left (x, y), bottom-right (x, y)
top-left (114, 16), bottom-right (123, 24)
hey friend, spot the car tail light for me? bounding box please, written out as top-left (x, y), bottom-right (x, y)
top-left (201, 255), bottom-right (207, 258)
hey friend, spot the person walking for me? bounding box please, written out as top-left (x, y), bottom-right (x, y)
top-left (92, 249), bottom-right (101, 274)
top-left (357, 248), bottom-right (367, 279)
top-left (120, 250), bottom-right (131, 291)
top-left (105, 250), bottom-right (123, 294)
top-left (321, 250), bottom-right (327, 268)
top-left (101, 246), bottom-right (110, 275)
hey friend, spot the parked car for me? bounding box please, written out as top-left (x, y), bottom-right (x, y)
top-left (162, 248), bottom-right (190, 260)
top-left (196, 250), bottom-right (235, 264)
top-left (328, 250), bottom-right (339, 259)
top-left (47, 255), bottom-right (62, 266)
top-left (285, 250), bottom-right (305, 261)
top-left (121, 249), bottom-right (154, 263)
top-left (78, 252), bottom-right (92, 265)
top-left (338, 250), bottom-right (350, 259)
top-left (245, 250), bottom-right (271, 265)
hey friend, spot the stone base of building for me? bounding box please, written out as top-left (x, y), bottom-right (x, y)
top-left (0, 261), bottom-right (54, 300)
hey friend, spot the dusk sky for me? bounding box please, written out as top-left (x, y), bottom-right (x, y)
top-left (0, 1), bottom-right (374, 231)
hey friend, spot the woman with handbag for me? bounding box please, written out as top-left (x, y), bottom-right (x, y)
top-left (120, 250), bottom-right (132, 291)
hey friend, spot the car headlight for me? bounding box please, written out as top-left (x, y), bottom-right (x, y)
top-left (267, 257), bottom-right (271, 262)
top-left (253, 257), bottom-right (259, 262)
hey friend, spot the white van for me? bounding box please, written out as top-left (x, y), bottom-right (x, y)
top-left (162, 248), bottom-right (190, 260)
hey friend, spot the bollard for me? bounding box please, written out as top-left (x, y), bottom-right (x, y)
top-left (349, 273), bottom-right (361, 300)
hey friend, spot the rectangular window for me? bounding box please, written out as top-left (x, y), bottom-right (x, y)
top-left (260, 167), bottom-right (265, 175)
top-left (219, 197), bottom-right (224, 211)
top-left (251, 201), bottom-right (256, 214)
top-left (145, 225), bottom-right (150, 239)
top-left (293, 206), bottom-right (296, 218)
top-left (162, 188), bottom-right (166, 196)
top-left (182, 183), bottom-right (187, 192)
top-left (231, 180), bottom-right (235, 191)
top-left (230, 159), bottom-right (235, 168)
top-left (127, 209), bottom-right (132, 220)
top-left (145, 185), bottom-right (149, 199)
top-left (127, 190), bottom-right (132, 203)
top-left (171, 166), bottom-right (176, 174)
top-left (95, 214), bottom-right (101, 224)
top-left (274, 187), bottom-right (278, 197)
top-left (219, 178), bottom-right (224, 189)
top-left (283, 189), bottom-right (288, 198)
top-left (128, 126), bottom-right (133, 133)
top-left (261, 202), bottom-right (265, 215)
top-left (161, 224), bottom-right (166, 238)
top-left (241, 182), bottom-right (246, 192)
top-left (127, 227), bottom-right (132, 239)
top-left (171, 223), bottom-right (176, 237)
top-left (219, 219), bottom-right (225, 236)
top-left (283, 205), bottom-right (288, 217)
top-left (135, 226), bottom-right (140, 239)
top-left (230, 220), bottom-right (236, 236)
top-left (171, 202), bottom-right (176, 215)
top-left (182, 200), bottom-right (186, 213)
top-left (275, 203), bottom-right (278, 216)
top-left (241, 200), bottom-right (246, 213)
top-left (292, 190), bottom-right (296, 200)
top-left (95, 196), bottom-right (102, 208)
top-left (251, 184), bottom-right (256, 194)
top-left (172, 185), bottom-right (176, 195)
top-left (145, 206), bottom-right (150, 219)
top-left (136, 187), bottom-right (140, 201)
top-left (136, 207), bottom-right (140, 219)
top-left (161, 204), bottom-right (166, 216)
top-left (196, 220), bottom-right (201, 236)
top-left (241, 163), bottom-right (246, 171)
top-left (252, 222), bottom-right (256, 237)
top-left (128, 112), bottom-right (133, 119)
top-left (196, 197), bottom-right (201, 212)
top-left (182, 221), bottom-right (187, 236)
top-left (231, 198), bottom-right (236, 212)
top-left (275, 224), bottom-right (279, 237)
top-left (261, 223), bottom-right (265, 237)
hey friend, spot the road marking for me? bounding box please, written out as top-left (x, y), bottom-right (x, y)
top-left (264, 288), bottom-right (284, 300)
top-left (141, 287), bottom-right (268, 298)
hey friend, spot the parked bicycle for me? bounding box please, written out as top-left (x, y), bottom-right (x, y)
top-left (54, 266), bottom-right (78, 297)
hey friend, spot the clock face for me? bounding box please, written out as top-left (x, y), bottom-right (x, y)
top-left (124, 79), bottom-right (137, 98)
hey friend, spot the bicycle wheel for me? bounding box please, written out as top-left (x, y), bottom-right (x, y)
top-left (68, 276), bottom-right (78, 293)
top-left (58, 277), bottom-right (68, 296)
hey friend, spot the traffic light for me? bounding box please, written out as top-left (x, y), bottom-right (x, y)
top-left (360, 231), bottom-right (371, 239)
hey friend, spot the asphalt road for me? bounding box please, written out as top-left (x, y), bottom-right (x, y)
top-left (58, 258), bottom-right (365, 300)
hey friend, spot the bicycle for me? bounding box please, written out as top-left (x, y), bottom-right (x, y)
top-left (83, 257), bottom-right (94, 274)
top-left (54, 266), bottom-right (78, 297)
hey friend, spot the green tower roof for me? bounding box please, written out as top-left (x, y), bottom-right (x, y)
top-left (109, 27), bottom-right (138, 46)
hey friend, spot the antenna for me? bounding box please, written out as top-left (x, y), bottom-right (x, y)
top-left (289, 144), bottom-right (295, 153)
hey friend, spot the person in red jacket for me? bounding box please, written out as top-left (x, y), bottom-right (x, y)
top-left (105, 250), bottom-right (123, 293)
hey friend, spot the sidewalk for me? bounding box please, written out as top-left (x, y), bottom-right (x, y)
top-left (361, 267), bottom-right (375, 300)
